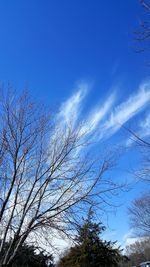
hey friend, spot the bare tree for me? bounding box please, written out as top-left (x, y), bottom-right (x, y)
top-left (129, 191), bottom-right (150, 236)
top-left (125, 237), bottom-right (150, 266)
top-left (134, 0), bottom-right (150, 63)
top-left (0, 90), bottom-right (120, 267)
top-left (125, 127), bottom-right (150, 183)
top-left (125, 128), bottom-right (150, 237)
top-left (140, 0), bottom-right (150, 11)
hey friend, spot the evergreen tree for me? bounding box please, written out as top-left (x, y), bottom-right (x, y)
top-left (57, 212), bottom-right (122, 267)
top-left (0, 241), bottom-right (54, 267)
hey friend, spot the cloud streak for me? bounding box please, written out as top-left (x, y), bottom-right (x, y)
top-left (79, 93), bottom-right (116, 138)
top-left (57, 80), bottom-right (150, 145)
top-left (139, 113), bottom-right (150, 138)
top-left (126, 112), bottom-right (150, 146)
top-left (58, 82), bottom-right (88, 127)
top-left (100, 81), bottom-right (150, 140)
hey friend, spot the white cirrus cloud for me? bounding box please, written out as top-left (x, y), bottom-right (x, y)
top-left (81, 92), bottom-right (116, 136)
top-left (100, 81), bottom-right (150, 140)
top-left (58, 82), bottom-right (89, 127)
top-left (139, 112), bottom-right (150, 137)
top-left (126, 112), bottom-right (150, 146)
top-left (57, 80), bottom-right (150, 146)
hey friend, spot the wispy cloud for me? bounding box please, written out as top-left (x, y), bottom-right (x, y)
top-left (139, 112), bottom-right (150, 137)
top-left (58, 82), bottom-right (88, 127)
top-left (122, 230), bottom-right (138, 247)
top-left (57, 80), bottom-right (150, 145)
top-left (126, 112), bottom-right (150, 146)
top-left (141, 112), bottom-right (150, 126)
top-left (80, 92), bottom-right (115, 136)
top-left (100, 81), bottom-right (150, 140)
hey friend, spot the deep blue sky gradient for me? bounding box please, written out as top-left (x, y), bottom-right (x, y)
top-left (0, 1), bottom-right (148, 102)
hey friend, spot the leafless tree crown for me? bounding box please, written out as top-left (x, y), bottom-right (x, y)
top-left (129, 191), bottom-right (150, 236)
top-left (0, 90), bottom-right (119, 266)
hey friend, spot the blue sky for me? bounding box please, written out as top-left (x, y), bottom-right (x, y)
top-left (0, 0), bottom-right (150, 250)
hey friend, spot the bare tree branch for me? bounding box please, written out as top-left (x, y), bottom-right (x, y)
top-left (0, 90), bottom-right (121, 266)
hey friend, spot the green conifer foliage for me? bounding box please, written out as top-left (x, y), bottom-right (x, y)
top-left (57, 213), bottom-right (123, 267)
